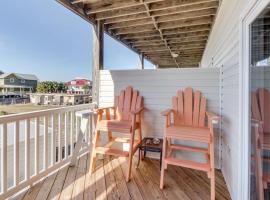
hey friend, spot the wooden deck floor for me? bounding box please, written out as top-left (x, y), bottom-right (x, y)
top-left (13, 153), bottom-right (231, 200)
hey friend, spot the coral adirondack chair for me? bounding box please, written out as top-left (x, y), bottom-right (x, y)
top-left (89, 86), bottom-right (144, 182)
top-left (251, 88), bottom-right (270, 200)
top-left (160, 87), bottom-right (219, 200)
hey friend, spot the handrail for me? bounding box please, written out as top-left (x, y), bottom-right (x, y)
top-left (0, 104), bottom-right (94, 123)
top-left (0, 103), bottom-right (95, 199)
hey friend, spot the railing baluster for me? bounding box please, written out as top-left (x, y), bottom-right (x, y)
top-left (58, 113), bottom-right (62, 162)
top-left (15, 121), bottom-right (20, 186)
top-left (76, 116), bottom-right (79, 142)
top-left (70, 112), bottom-right (74, 155)
top-left (51, 114), bottom-right (55, 166)
top-left (44, 116), bottom-right (48, 170)
top-left (64, 113), bottom-right (68, 158)
top-left (25, 119), bottom-right (30, 181)
top-left (35, 117), bottom-right (40, 175)
top-left (1, 123), bottom-right (7, 193)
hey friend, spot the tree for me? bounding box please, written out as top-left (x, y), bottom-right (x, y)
top-left (36, 81), bottom-right (68, 93)
top-left (82, 85), bottom-right (90, 94)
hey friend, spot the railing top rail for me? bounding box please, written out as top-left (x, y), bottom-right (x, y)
top-left (0, 103), bottom-right (96, 123)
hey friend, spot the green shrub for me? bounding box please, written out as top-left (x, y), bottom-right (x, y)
top-left (0, 111), bottom-right (8, 116)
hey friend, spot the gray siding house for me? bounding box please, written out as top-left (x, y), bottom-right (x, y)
top-left (0, 73), bottom-right (38, 93)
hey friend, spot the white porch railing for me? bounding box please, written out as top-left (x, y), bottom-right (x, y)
top-left (0, 104), bottom-right (95, 199)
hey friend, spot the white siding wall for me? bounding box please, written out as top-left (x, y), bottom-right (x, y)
top-left (99, 68), bottom-right (221, 166)
top-left (201, 0), bottom-right (251, 199)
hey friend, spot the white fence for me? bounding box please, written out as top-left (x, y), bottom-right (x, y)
top-left (0, 104), bottom-right (94, 199)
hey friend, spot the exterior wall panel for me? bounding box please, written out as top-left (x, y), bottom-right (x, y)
top-left (201, 0), bottom-right (250, 199)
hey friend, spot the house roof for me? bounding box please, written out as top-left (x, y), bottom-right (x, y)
top-left (0, 73), bottom-right (39, 80)
top-left (57, 0), bottom-right (220, 68)
top-left (66, 78), bottom-right (92, 86)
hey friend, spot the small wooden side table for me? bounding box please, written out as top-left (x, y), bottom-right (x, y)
top-left (137, 137), bottom-right (163, 169)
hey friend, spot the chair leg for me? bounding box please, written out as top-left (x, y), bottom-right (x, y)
top-left (209, 140), bottom-right (215, 200)
top-left (126, 131), bottom-right (135, 182)
top-left (210, 170), bottom-right (215, 200)
top-left (89, 130), bottom-right (100, 174)
top-left (165, 138), bottom-right (171, 170)
top-left (160, 137), bottom-right (167, 189)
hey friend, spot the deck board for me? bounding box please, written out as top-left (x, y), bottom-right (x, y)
top-left (14, 153), bottom-right (231, 200)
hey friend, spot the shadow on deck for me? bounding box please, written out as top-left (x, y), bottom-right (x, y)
top-left (12, 153), bottom-right (231, 200)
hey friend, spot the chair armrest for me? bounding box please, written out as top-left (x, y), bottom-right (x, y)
top-left (161, 109), bottom-right (174, 116)
top-left (251, 118), bottom-right (263, 128)
top-left (130, 107), bottom-right (144, 115)
top-left (206, 112), bottom-right (220, 124)
top-left (96, 106), bottom-right (115, 114)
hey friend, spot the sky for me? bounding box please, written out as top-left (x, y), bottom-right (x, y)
top-left (0, 0), bottom-right (155, 82)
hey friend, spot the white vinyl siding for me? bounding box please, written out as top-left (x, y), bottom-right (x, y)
top-left (99, 68), bottom-right (221, 166)
top-left (201, 0), bottom-right (251, 199)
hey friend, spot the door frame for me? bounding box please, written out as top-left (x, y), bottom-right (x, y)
top-left (239, 0), bottom-right (270, 199)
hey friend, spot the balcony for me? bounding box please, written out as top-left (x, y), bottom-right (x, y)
top-left (0, 103), bottom-right (230, 200)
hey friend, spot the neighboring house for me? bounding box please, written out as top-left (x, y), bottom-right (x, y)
top-left (0, 72), bottom-right (38, 94)
top-left (66, 78), bottom-right (92, 94)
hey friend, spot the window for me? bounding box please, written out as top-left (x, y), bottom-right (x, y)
top-left (249, 4), bottom-right (270, 199)
top-left (21, 79), bottom-right (25, 83)
top-left (10, 78), bottom-right (14, 83)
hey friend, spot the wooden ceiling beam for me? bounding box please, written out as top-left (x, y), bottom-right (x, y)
top-left (150, 1), bottom-right (219, 15)
top-left (108, 18), bottom-right (153, 30)
top-left (107, 8), bottom-right (215, 30)
top-left (89, 5), bottom-right (146, 19)
top-left (114, 18), bottom-right (212, 35)
top-left (90, 0), bottom-right (218, 20)
top-left (140, 46), bottom-right (205, 53)
top-left (122, 29), bottom-right (210, 40)
top-left (82, 0), bottom-right (165, 14)
top-left (155, 8), bottom-right (216, 23)
top-left (133, 39), bottom-right (207, 48)
top-left (114, 25), bottom-right (156, 35)
top-left (103, 2), bottom-right (218, 25)
top-left (159, 16), bottom-right (213, 30)
top-left (104, 13), bottom-right (150, 24)
top-left (168, 38), bottom-right (208, 45)
top-left (163, 25), bottom-right (211, 36)
top-left (128, 35), bottom-right (208, 45)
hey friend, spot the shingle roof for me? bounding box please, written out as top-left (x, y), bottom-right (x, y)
top-left (0, 73), bottom-right (39, 80)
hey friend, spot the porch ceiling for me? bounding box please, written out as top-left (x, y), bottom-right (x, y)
top-left (58, 0), bottom-right (220, 68)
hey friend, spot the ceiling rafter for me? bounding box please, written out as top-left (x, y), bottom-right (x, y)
top-left (139, 0), bottom-right (179, 67)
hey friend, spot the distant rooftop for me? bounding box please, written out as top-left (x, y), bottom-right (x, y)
top-left (0, 72), bottom-right (39, 81)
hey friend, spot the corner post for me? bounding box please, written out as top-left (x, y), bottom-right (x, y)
top-left (92, 20), bottom-right (104, 105)
top-left (138, 53), bottom-right (144, 69)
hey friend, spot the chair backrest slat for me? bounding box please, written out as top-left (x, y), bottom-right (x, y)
top-left (193, 91), bottom-right (201, 126)
top-left (115, 86), bottom-right (143, 121)
top-left (115, 96), bottom-right (119, 119)
top-left (177, 91), bottom-right (184, 124)
top-left (123, 86), bottom-right (133, 120)
top-left (135, 95), bottom-right (143, 111)
top-left (198, 97), bottom-right (206, 127)
top-left (130, 90), bottom-right (138, 112)
top-left (251, 91), bottom-right (261, 121)
top-left (117, 90), bottom-right (125, 120)
top-left (184, 87), bottom-right (193, 126)
top-left (258, 88), bottom-right (270, 132)
top-left (172, 87), bottom-right (207, 127)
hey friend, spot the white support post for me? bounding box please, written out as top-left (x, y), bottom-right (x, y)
top-left (92, 20), bottom-right (104, 105)
top-left (139, 53), bottom-right (144, 69)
